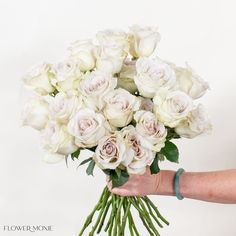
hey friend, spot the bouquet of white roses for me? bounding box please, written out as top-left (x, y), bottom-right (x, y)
top-left (22, 25), bottom-right (211, 236)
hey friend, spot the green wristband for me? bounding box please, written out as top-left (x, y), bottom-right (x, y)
top-left (174, 168), bottom-right (185, 200)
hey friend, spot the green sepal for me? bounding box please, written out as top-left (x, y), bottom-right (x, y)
top-left (86, 160), bottom-right (96, 176)
top-left (166, 128), bottom-right (181, 140)
top-left (150, 155), bottom-right (160, 174)
top-left (71, 149), bottom-right (81, 161)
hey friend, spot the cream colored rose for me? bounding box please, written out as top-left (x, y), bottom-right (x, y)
top-left (129, 25), bottom-right (160, 58)
top-left (95, 29), bottom-right (129, 74)
top-left (41, 120), bottom-right (77, 155)
top-left (94, 133), bottom-right (133, 169)
top-left (68, 40), bottom-right (96, 72)
top-left (23, 63), bottom-right (55, 95)
top-left (68, 108), bottom-right (109, 148)
top-left (104, 88), bottom-right (140, 128)
top-left (174, 63), bottom-right (209, 99)
top-left (138, 97), bottom-right (154, 112)
top-left (51, 60), bottom-right (82, 92)
top-left (134, 110), bottom-right (167, 152)
top-left (49, 92), bottom-right (80, 124)
top-left (22, 96), bottom-right (49, 131)
top-left (117, 59), bottom-right (138, 94)
top-left (122, 126), bottom-right (155, 174)
top-left (135, 57), bottom-right (176, 98)
top-left (79, 70), bottom-right (117, 109)
top-left (175, 104), bottom-right (212, 138)
top-left (153, 88), bottom-right (193, 127)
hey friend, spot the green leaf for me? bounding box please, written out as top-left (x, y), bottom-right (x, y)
top-left (79, 157), bottom-right (92, 166)
top-left (150, 156), bottom-right (160, 174)
top-left (160, 141), bottom-right (179, 163)
top-left (102, 169), bottom-right (113, 176)
top-left (71, 149), bottom-right (81, 161)
top-left (115, 168), bottom-right (121, 178)
top-left (86, 160), bottom-right (96, 176)
top-left (166, 128), bottom-right (181, 140)
top-left (110, 170), bottom-right (129, 188)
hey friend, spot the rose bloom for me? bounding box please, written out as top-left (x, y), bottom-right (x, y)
top-left (129, 25), bottom-right (160, 58)
top-left (104, 88), bottom-right (140, 128)
top-left (23, 63), bottom-right (55, 95)
top-left (68, 39), bottom-right (96, 72)
top-left (51, 60), bottom-right (82, 92)
top-left (95, 29), bottom-right (129, 74)
top-left (41, 120), bottom-right (77, 155)
top-left (121, 126), bottom-right (155, 175)
top-left (94, 133), bottom-right (133, 170)
top-left (137, 97), bottom-right (154, 112)
top-left (68, 108), bottom-right (110, 148)
top-left (22, 96), bottom-right (49, 131)
top-left (79, 70), bottom-right (117, 110)
top-left (49, 92), bottom-right (81, 124)
top-left (134, 110), bottom-right (167, 152)
top-left (135, 57), bottom-right (176, 98)
top-left (175, 104), bottom-right (212, 138)
top-left (174, 63), bottom-right (209, 99)
top-left (153, 88), bottom-right (193, 128)
top-left (43, 152), bottom-right (65, 164)
top-left (118, 59), bottom-right (138, 94)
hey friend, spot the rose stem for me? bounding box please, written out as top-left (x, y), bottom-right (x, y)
top-left (89, 188), bottom-right (110, 236)
top-left (120, 198), bottom-right (131, 235)
top-left (130, 197), bottom-right (155, 236)
top-left (105, 194), bottom-right (116, 232)
top-left (97, 199), bottom-right (112, 233)
top-left (117, 196), bottom-right (124, 235)
top-left (129, 198), bottom-right (154, 235)
top-left (113, 196), bottom-right (122, 236)
top-left (127, 210), bottom-right (135, 236)
top-left (136, 197), bottom-right (160, 236)
top-left (108, 195), bottom-right (117, 235)
top-left (144, 196), bottom-right (169, 225)
top-left (140, 197), bottom-right (163, 228)
top-left (78, 187), bottom-right (107, 236)
top-left (128, 210), bottom-right (140, 236)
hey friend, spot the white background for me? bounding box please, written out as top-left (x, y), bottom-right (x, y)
top-left (0, 0), bottom-right (236, 235)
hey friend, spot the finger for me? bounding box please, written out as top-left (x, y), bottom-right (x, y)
top-left (111, 188), bottom-right (133, 197)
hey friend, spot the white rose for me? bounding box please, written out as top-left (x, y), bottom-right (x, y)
top-left (51, 60), bottom-right (82, 92)
top-left (41, 120), bottom-right (77, 155)
top-left (174, 63), bottom-right (209, 99)
top-left (94, 133), bottom-right (133, 169)
top-left (49, 92), bottom-right (81, 123)
top-left (135, 57), bottom-right (176, 98)
top-left (118, 59), bottom-right (138, 94)
top-left (43, 152), bottom-right (65, 163)
top-left (175, 104), bottom-right (212, 138)
top-left (153, 88), bottom-right (193, 127)
top-left (22, 96), bottom-right (49, 131)
top-left (95, 30), bottom-right (129, 74)
top-left (68, 40), bottom-right (96, 72)
top-left (104, 88), bottom-right (140, 128)
top-left (68, 108), bottom-right (109, 148)
top-left (23, 63), bottom-right (55, 95)
top-left (122, 126), bottom-right (155, 174)
top-left (134, 110), bottom-right (167, 152)
top-left (138, 97), bottom-right (154, 112)
top-left (129, 25), bottom-right (160, 58)
top-left (79, 70), bottom-right (117, 109)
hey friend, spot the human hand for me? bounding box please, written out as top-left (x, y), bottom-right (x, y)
top-left (106, 168), bottom-right (162, 197)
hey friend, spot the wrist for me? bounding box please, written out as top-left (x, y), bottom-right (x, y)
top-left (155, 170), bottom-right (175, 196)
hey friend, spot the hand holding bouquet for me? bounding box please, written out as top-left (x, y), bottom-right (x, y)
top-left (22, 25), bottom-right (211, 235)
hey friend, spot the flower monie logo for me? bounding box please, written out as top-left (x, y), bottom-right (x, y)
top-left (2, 225), bottom-right (53, 233)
